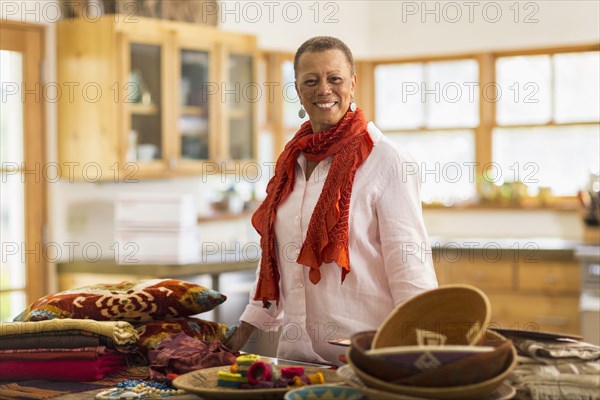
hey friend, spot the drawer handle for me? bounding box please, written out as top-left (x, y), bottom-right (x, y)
top-left (535, 316), bottom-right (569, 326)
top-left (545, 275), bottom-right (558, 284)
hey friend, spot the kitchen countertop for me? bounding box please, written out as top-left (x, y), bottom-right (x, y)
top-left (57, 255), bottom-right (260, 278)
top-left (429, 236), bottom-right (590, 251)
top-left (57, 237), bottom-right (591, 277)
top-left (575, 245), bottom-right (600, 260)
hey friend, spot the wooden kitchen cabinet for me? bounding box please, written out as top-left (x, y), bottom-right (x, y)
top-left (488, 292), bottom-right (580, 334)
top-left (434, 248), bottom-right (581, 334)
top-left (57, 16), bottom-right (257, 179)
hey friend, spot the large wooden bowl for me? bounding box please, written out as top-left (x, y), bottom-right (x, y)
top-left (346, 330), bottom-right (518, 400)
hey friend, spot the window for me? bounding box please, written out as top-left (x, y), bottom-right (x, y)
top-left (494, 51), bottom-right (600, 197)
top-left (493, 125), bottom-right (599, 196)
top-left (375, 59), bottom-right (479, 204)
top-left (389, 130), bottom-right (476, 205)
top-left (0, 23), bottom-right (47, 321)
top-left (371, 46), bottom-right (599, 206)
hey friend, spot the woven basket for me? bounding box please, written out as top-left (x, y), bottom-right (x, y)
top-left (372, 285), bottom-right (491, 349)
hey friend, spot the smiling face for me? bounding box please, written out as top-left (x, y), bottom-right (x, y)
top-left (295, 49), bottom-right (356, 133)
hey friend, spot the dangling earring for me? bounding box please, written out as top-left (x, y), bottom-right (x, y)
top-left (298, 104), bottom-right (306, 119)
top-left (350, 100), bottom-right (357, 112)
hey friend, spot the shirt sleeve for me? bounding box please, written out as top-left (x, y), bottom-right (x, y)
top-left (239, 258), bottom-right (284, 332)
top-left (375, 149), bottom-right (438, 306)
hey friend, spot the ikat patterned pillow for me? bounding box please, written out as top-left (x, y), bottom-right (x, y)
top-left (21, 279), bottom-right (227, 322)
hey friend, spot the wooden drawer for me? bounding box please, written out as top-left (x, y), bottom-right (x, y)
top-left (447, 260), bottom-right (514, 291)
top-left (488, 293), bottom-right (580, 335)
top-left (518, 261), bottom-right (580, 293)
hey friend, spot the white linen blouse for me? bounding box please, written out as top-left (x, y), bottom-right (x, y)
top-left (240, 122), bottom-right (438, 365)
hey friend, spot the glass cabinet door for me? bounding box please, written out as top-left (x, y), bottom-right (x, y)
top-left (128, 43), bottom-right (162, 162)
top-left (228, 53), bottom-right (254, 160)
top-left (179, 50), bottom-right (210, 160)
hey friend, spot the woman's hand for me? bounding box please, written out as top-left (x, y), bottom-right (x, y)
top-left (224, 321), bottom-right (258, 352)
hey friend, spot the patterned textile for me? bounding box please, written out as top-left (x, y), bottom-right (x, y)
top-left (511, 359), bottom-right (600, 400)
top-left (0, 353), bottom-right (128, 381)
top-left (252, 108), bottom-right (373, 306)
top-left (0, 347), bottom-right (107, 361)
top-left (506, 335), bottom-right (600, 399)
top-left (0, 320), bottom-right (139, 352)
top-left (148, 332), bottom-right (238, 380)
top-left (0, 367), bottom-right (150, 399)
top-left (135, 317), bottom-right (229, 352)
top-left (19, 279), bottom-right (226, 322)
top-left (0, 333), bottom-right (101, 350)
top-left (514, 338), bottom-right (600, 364)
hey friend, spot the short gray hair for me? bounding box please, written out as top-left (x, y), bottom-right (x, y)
top-left (294, 36), bottom-right (355, 78)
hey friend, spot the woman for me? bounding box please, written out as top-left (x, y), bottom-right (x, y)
top-left (225, 36), bottom-right (437, 365)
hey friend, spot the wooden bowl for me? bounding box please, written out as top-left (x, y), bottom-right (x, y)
top-left (173, 364), bottom-right (343, 400)
top-left (372, 285), bottom-right (491, 349)
top-left (349, 331), bottom-right (415, 382)
top-left (346, 330), bottom-right (517, 400)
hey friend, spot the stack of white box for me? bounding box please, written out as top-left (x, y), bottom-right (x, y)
top-left (114, 193), bottom-right (200, 264)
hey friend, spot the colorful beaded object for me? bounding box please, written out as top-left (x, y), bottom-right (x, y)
top-left (247, 361), bottom-right (274, 385)
top-left (95, 380), bottom-right (186, 399)
top-left (218, 355), bottom-right (328, 390)
top-left (216, 371), bottom-right (245, 388)
top-left (235, 354), bottom-right (261, 378)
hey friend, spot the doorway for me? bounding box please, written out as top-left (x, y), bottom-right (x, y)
top-left (0, 21), bottom-right (47, 321)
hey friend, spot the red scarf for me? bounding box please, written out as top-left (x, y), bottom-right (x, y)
top-left (251, 108), bottom-right (374, 307)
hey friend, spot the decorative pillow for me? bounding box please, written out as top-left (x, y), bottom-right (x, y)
top-left (135, 317), bottom-right (229, 352)
top-left (22, 279), bottom-right (227, 322)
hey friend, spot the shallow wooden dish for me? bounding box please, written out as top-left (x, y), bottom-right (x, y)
top-left (338, 365), bottom-right (516, 400)
top-left (173, 364), bottom-right (344, 400)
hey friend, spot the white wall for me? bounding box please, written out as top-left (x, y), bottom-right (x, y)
top-left (220, 0), bottom-right (600, 58)
top-left (218, 0), bottom-right (372, 56)
top-left (366, 0), bottom-right (600, 58)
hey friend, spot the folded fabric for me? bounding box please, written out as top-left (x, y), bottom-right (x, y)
top-left (135, 317), bottom-right (228, 352)
top-left (514, 338), bottom-right (600, 364)
top-left (148, 332), bottom-right (238, 380)
top-left (511, 360), bottom-right (600, 400)
top-left (0, 320), bottom-right (139, 349)
top-left (0, 333), bottom-right (101, 350)
top-left (20, 279), bottom-right (226, 322)
top-left (0, 347), bottom-right (106, 361)
top-left (0, 353), bottom-right (128, 381)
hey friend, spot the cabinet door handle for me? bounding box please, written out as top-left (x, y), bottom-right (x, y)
top-left (535, 316), bottom-right (569, 326)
